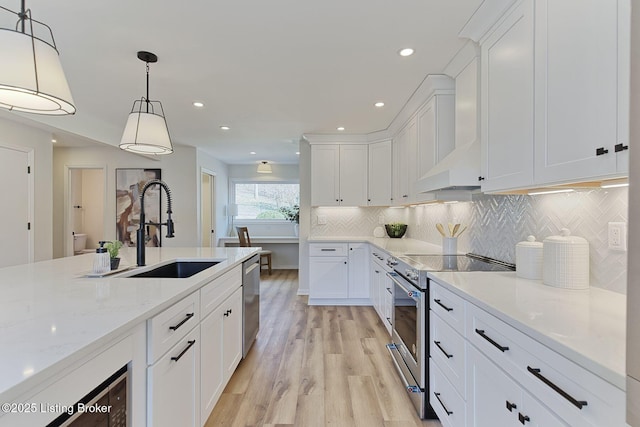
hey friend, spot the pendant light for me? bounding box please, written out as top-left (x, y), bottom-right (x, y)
top-left (120, 51), bottom-right (173, 155)
top-left (0, 1), bottom-right (76, 115)
top-left (257, 161), bottom-right (272, 173)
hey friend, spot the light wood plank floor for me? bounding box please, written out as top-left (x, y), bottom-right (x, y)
top-left (205, 269), bottom-right (442, 427)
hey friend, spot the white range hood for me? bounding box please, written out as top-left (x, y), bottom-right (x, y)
top-left (415, 52), bottom-right (482, 197)
top-left (414, 139), bottom-right (481, 194)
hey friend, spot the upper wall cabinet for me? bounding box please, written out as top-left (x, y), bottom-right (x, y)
top-left (533, 0), bottom-right (630, 184)
top-left (393, 118), bottom-right (418, 205)
top-left (368, 140), bottom-right (393, 206)
top-left (311, 144), bottom-right (368, 206)
top-left (474, 0), bottom-right (630, 192)
top-left (480, 0), bottom-right (534, 192)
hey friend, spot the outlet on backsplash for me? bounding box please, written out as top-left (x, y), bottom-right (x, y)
top-left (317, 215), bottom-right (327, 225)
top-left (608, 222), bottom-right (627, 251)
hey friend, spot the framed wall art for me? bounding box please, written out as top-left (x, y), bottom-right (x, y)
top-left (115, 168), bottom-right (162, 247)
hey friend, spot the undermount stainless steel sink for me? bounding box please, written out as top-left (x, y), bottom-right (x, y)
top-left (127, 261), bottom-right (220, 278)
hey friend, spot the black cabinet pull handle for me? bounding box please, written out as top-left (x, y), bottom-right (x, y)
top-left (224, 309), bottom-right (233, 317)
top-left (518, 413), bottom-right (530, 425)
top-left (526, 366), bottom-right (587, 409)
top-left (434, 299), bottom-right (453, 312)
top-left (320, 248), bottom-right (336, 251)
top-left (171, 340), bottom-right (196, 362)
top-left (506, 400), bottom-right (517, 412)
top-left (475, 329), bottom-right (509, 352)
top-left (169, 313), bottom-right (194, 331)
top-left (615, 143), bottom-right (629, 152)
top-left (386, 287), bottom-right (392, 294)
top-left (434, 341), bottom-right (453, 359)
top-left (596, 147), bottom-right (609, 156)
top-left (478, 176), bottom-right (485, 181)
top-left (433, 392), bottom-right (453, 416)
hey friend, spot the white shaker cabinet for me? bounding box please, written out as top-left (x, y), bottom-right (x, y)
top-left (370, 250), bottom-right (392, 335)
top-left (148, 327), bottom-right (201, 427)
top-left (309, 242), bottom-right (371, 304)
top-left (393, 118), bottom-right (418, 205)
top-left (368, 140), bottom-right (393, 206)
top-left (310, 144), bottom-right (368, 206)
top-left (467, 345), bottom-right (566, 427)
top-left (347, 243), bottom-right (369, 299)
top-left (200, 287), bottom-right (243, 424)
top-left (534, 0), bottom-right (630, 184)
top-left (480, 0), bottom-right (534, 192)
top-left (417, 94), bottom-right (455, 177)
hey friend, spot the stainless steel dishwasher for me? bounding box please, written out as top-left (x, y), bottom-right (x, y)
top-left (242, 254), bottom-right (260, 357)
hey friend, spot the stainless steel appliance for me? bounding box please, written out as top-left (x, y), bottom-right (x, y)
top-left (50, 366), bottom-right (128, 426)
top-left (242, 254), bottom-right (260, 358)
top-left (386, 253), bottom-right (515, 419)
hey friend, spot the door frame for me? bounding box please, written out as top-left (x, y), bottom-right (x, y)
top-left (0, 143), bottom-right (34, 263)
top-left (63, 164), bottom-right (108, 257)
top-left (199, 167), bottom-right (217, 247)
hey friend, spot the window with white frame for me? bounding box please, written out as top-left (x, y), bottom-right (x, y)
top-left (232, 181), bottom-right (299, 221)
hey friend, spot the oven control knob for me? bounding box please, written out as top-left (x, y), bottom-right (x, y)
top-left (387, 258), bottom-right (398, 266)
top-left (406, 269), bottom-right (418, 281)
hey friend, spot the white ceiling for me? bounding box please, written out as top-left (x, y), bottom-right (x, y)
top-left (7, 0), bottom-right (482, 164)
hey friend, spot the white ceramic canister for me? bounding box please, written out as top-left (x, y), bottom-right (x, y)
top-left (516, 235), bottom-right (543, 280)
top-left (542, 228), bottom-right (589, 289)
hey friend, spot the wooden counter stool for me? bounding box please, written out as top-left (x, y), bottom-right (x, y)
top-left (236, 226), bottom-right (272, 274)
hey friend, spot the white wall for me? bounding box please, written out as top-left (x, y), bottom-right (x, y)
top-left (53, 144), bottom-right (207, 258)
top-left (0, 117), bottom-right (53, 261)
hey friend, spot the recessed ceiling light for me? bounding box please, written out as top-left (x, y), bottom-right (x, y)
top-left (250, 151), bottom-right (256, 155)
top-left (374, 102), bottom-right (385, 108)
top-left (220, 126), bottom-right (230, 131)
top-left (193, 101), bottom-right (204, 108)
top-left (337, 126), bottom-right (345, 131)
top-left (296, 152), bottom-right (300, 155)
top-left (51, 139), bottom-right (57, 143)
top-left (399, 48), bottom-right (415, 57)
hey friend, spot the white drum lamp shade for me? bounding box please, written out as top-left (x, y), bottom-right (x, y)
top-left (120, 103), bottom-right (173, 154)
top-left (257, 161), bottom-right (272, 173)
top-left (0, 6), bottom-right (75, 115)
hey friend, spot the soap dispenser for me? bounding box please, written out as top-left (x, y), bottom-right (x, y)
top-left (92, 241), bottom-right (111, 275)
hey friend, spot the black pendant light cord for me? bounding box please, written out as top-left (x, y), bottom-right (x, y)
top-left (19, 0), bottom-right (26, 33)
top-left (145, 62), bottom-right (150, 113)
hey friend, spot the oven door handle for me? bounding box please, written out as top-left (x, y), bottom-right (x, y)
top-left (386, 272), bottom-right (421, 301)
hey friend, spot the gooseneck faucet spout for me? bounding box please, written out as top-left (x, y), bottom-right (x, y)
top-left (137, 179), bottom-right (175, 266)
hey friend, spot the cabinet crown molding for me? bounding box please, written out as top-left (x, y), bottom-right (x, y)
top-left (458, 0), bottom-right (520, 42)
top-left (304, 75), bottom-right (454, 144)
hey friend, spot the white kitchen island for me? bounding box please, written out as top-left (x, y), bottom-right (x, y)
top-left (0, 246), bottom-right (259, 427)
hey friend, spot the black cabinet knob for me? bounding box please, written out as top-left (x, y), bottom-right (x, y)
top-left (478, 176), bottom-right (485, 181)
top-left (596, 147), bottom-right (609, 156)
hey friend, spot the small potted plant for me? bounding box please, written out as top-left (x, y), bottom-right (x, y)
top-left (279, 205), bottom-right (300, 236)
top-left (105, 240), bottom-right (124, 270)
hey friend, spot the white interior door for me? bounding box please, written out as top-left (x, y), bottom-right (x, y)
top-left (201, 171), bottom-right (216, 247)
top-left (0, 145), bottom-right (32, 267)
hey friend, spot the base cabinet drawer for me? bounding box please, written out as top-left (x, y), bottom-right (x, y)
top-left (467, 345), bottom-right (567, 427)
top-left (148, 292), bottom-right (200, 364)
top-left (148, 327), bottom-right (201, 427)
top-left (431, 311), bottom-right (466, 398)
top-left (430, 359), bottom-right (466, 427)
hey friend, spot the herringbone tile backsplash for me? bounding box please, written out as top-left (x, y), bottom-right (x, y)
top-left (311, 187), bottom-right (628, 294)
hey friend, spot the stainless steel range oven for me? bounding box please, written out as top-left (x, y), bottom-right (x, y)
top-left (386, 253), bottom-right (515, 420)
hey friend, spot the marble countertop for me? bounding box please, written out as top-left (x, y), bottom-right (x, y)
top-left (0, 246), bottom-right (259, 402)
top-left (429, 271), bottom-right (627, 390)
top-left (308, 236), bottom-right (444, 257)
